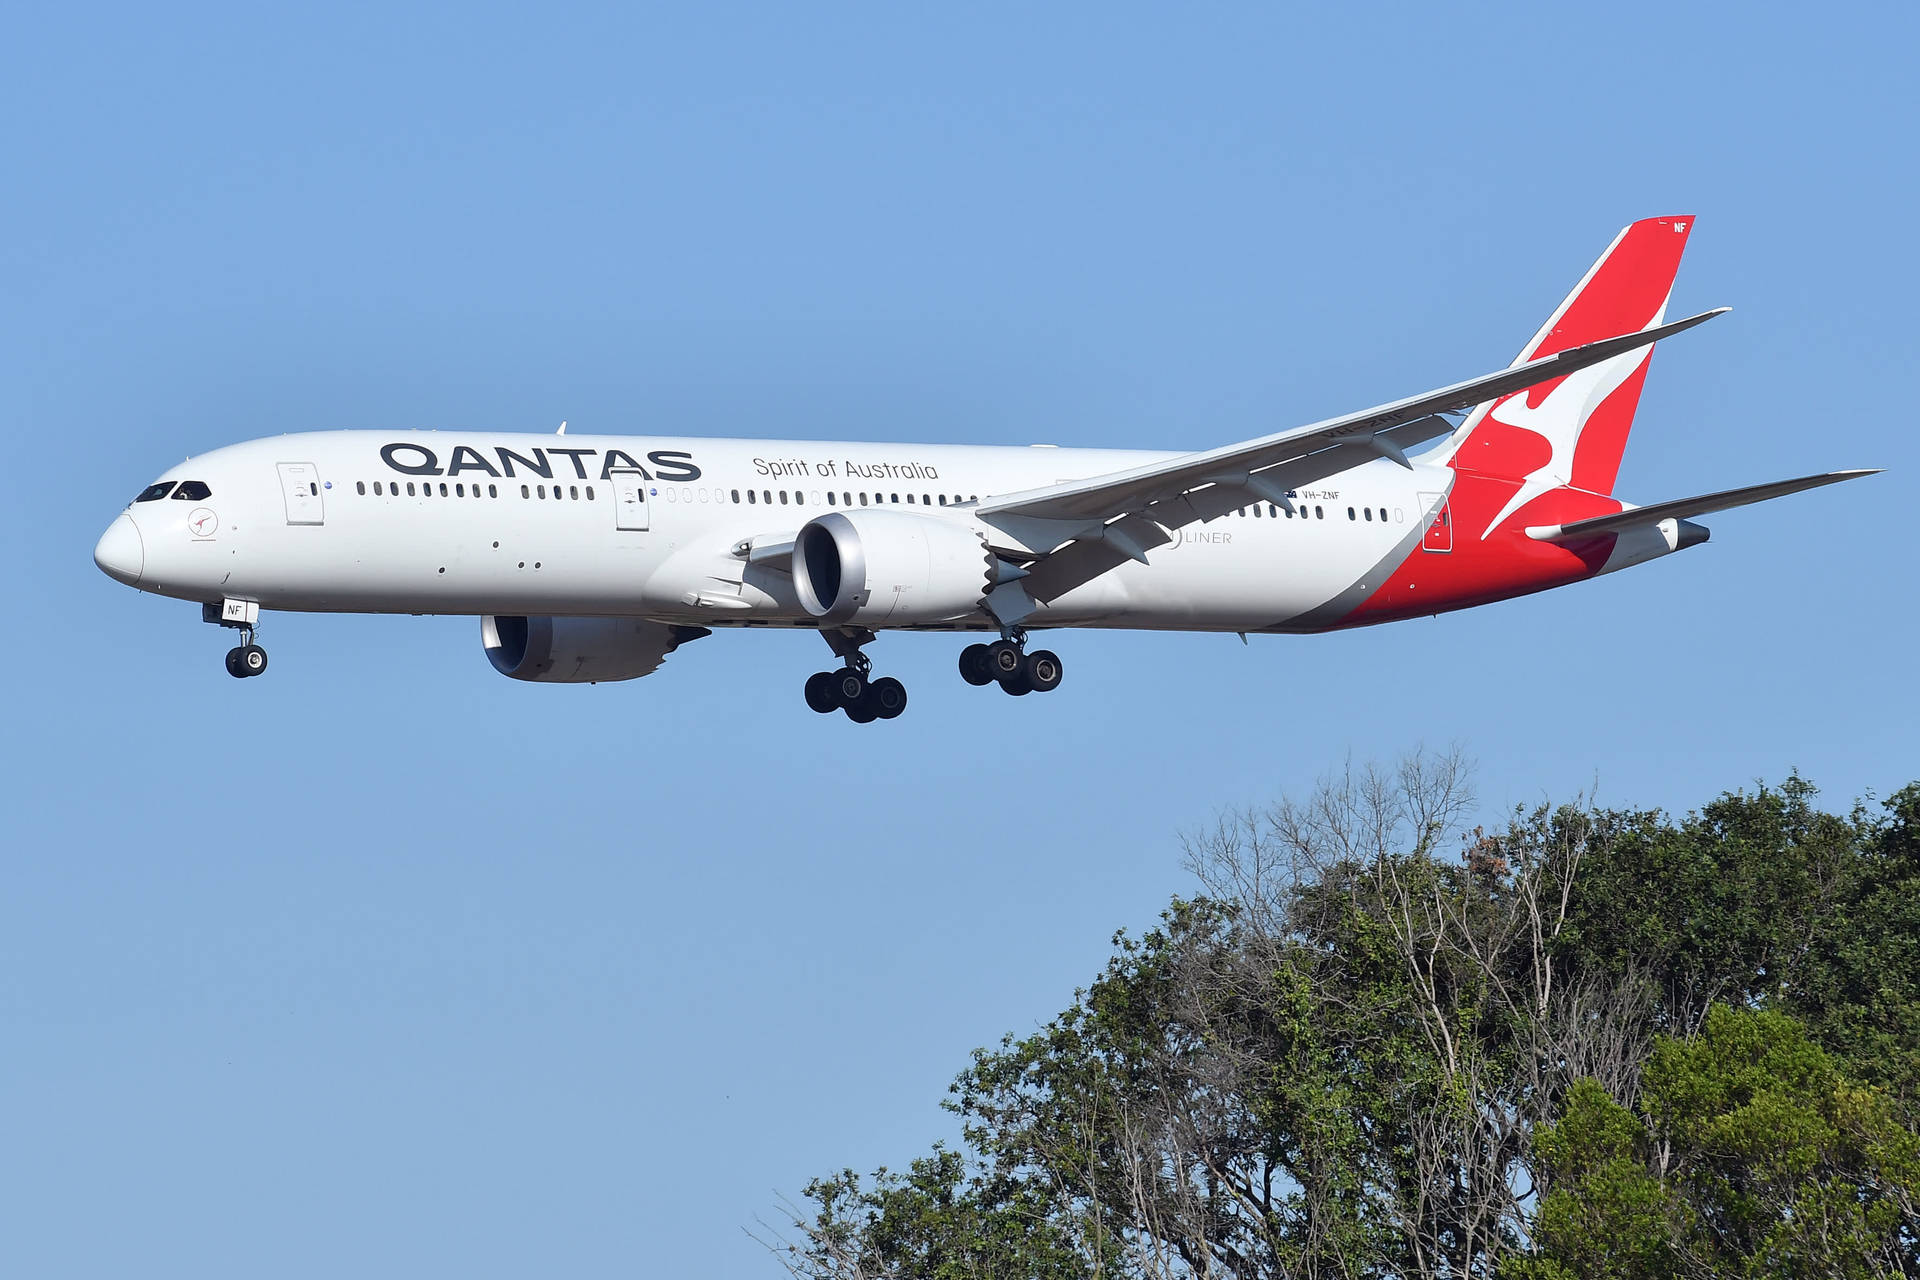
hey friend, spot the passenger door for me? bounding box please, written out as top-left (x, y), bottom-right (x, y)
top-left (609, 468), bottom-right (650, 531)
top-left (277, 462), bottom-right (325, 525)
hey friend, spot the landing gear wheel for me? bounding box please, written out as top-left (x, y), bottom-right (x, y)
top-left (844, 693), bottom-right (879, 724)
top-left (1001, 668), bottom-right (1033, 696)
top-left (240, 644), bottom-right (268, 677)
top-left (1024, 649), bottom-right (1063, 693)
top-left (870, 676), bottom-right (908, 719)
top-left (225, 647), bottom-right (247, 679)
top-left (833, 667), bottom-right (867, 706)
top-left (958, 643), bottom-right (995, 686)
top-left (985, 639), bottom-right (1024, 681)
top-left (804, 671), bottom-right (839, 713)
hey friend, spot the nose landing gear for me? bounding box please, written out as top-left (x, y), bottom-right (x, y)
top-left (205, 599), bottom-right (268, 679)
top-left (959, 630), bottom-right (1063, 697)
top-left (805, 627), bottom-right (908, 722)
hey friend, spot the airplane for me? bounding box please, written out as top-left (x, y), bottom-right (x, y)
top-left (94, 216), bottom-right (1876, 722)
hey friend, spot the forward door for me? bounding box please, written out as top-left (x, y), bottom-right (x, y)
top-left (609, 468), bottom-right (650, 531)
top-left (277, 462), bottom-right (324, 525)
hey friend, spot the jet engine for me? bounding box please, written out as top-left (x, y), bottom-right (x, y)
top-left (481, 615), bottom-right (707, 683)
top-left (792, 510), bottom-right (996, 626)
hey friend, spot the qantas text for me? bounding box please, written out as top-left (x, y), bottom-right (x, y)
top-left (379, 442), bottom-right (701, 482)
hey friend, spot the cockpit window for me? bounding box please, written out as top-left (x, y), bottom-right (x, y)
top-left (135, 482), bottom-right (176, 502)
top-left (172, 481), bottom-right (212, 501)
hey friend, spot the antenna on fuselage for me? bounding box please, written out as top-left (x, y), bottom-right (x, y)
top-left (556, 420), bottom-right (567, 435)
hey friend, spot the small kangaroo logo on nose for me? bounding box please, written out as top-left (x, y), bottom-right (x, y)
top-left (188, 507), bottom-right (219, 537)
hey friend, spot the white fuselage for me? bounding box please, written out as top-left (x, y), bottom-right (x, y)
top-left (106, 430), bottom-right (1443, 634)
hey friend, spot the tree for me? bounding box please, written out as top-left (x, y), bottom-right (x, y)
top-left (760, 758), bottom-right (1920, 1279)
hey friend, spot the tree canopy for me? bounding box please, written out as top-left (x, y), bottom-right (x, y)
top-left (762, 757), bottom-right (1920, 1279)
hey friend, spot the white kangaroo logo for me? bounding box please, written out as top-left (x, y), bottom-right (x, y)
top-left (1476, 342), bottom-right (1656, 537)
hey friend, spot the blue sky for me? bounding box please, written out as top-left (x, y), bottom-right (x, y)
top-left (4, 3), bottom-right (1914, 1275)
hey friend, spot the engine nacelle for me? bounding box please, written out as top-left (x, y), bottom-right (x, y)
top-left (792, 510), bottom-right (994, 625)
top-left (481, 615), bottom-right (704, 683)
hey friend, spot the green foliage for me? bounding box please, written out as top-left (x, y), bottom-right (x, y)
top-left (1510, 1079), bottom-right (1685, 1280)
top-left (1521, 1006), bottom-right (1920, 1278)
top-left (784, 1148), bottom-right (1093, 1280)
top-left (1785, 784), bottom-right (1920, 1102)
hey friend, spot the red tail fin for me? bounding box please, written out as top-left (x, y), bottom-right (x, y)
top-left (1438, 216), bottom-right (1696, 503)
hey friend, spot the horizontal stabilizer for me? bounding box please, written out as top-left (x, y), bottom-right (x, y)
top-left (1526, 469), bottom-right (1882, 541)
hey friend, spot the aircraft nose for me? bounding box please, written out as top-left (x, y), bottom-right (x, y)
top-left (94, 512), bottom-right (144, 585)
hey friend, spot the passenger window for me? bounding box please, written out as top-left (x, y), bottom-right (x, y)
top-left (1315, 505), bottom-right (1324, 519)
top-left (922, 494), bottom-right (930, 505)
top-left (407, 482), bottom-right (416, 496)
top-left (538, 485), bottom-right (547, 499)
top-left (570, 486), bottom-right (579, 500)
top-left (762, 490), bottom-right (771, 504)
top-left (585, 486), bottom-right (594, 500)
top-left (890, 493), bottom-right (899, 503)
top-left (490, 484), bottom-right (499, 498)
top-left (454, 483), bottom-right (464, 497)
top-left (356, 481), bottom-right (366, 495)
top-left (938, 495), bottom-right (947, 506)
top-left (521, 484), bottom-right (530, 498)
top-left (1364, 508), bottom-right (1372, 521)
top-left (373, 481), bottom-right (383, 495)
top-left (173, 481), bottom-right (212, 501)
top-left (747, 489), bottom-right (756, 504)
top-left (135, 481), bottom-right (175, 502)
top-left (860, 492), bottom-right (869, 505)
top-left (779, 490), bottom-right (789, 505)
top-left (731, 489), bottom-right (740, 503)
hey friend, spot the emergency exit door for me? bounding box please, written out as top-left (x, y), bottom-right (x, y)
top-left (609, 468), bottom-right (650, 531)
top-left (277, 462), bottom-right (325, 525)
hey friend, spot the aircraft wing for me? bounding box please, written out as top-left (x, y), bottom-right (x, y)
top-left (977, 308), bottom-right (1727, 557)
top-left (1525, 469), bottom-right (1881, 542)
top-left (975, 308), bottom-right (1727, 610)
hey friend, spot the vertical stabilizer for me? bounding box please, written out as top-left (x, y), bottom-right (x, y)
top-left (1433, 216), bottom-right (1696, 526)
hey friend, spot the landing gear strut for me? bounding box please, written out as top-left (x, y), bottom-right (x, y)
top-left (805, 627), bottom-right (908, 723)
top-left (205, 599), bottom-right (268, 679)
top-left (959, 629), bottom-right (1063, 697)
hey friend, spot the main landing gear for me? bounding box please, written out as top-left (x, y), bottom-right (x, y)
top-left (804, 627), bottom-right (908, 723)
top-left (204, 600), bottom-right (268, 679)
top-left (959, 630), bottom-right (1063, 697)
